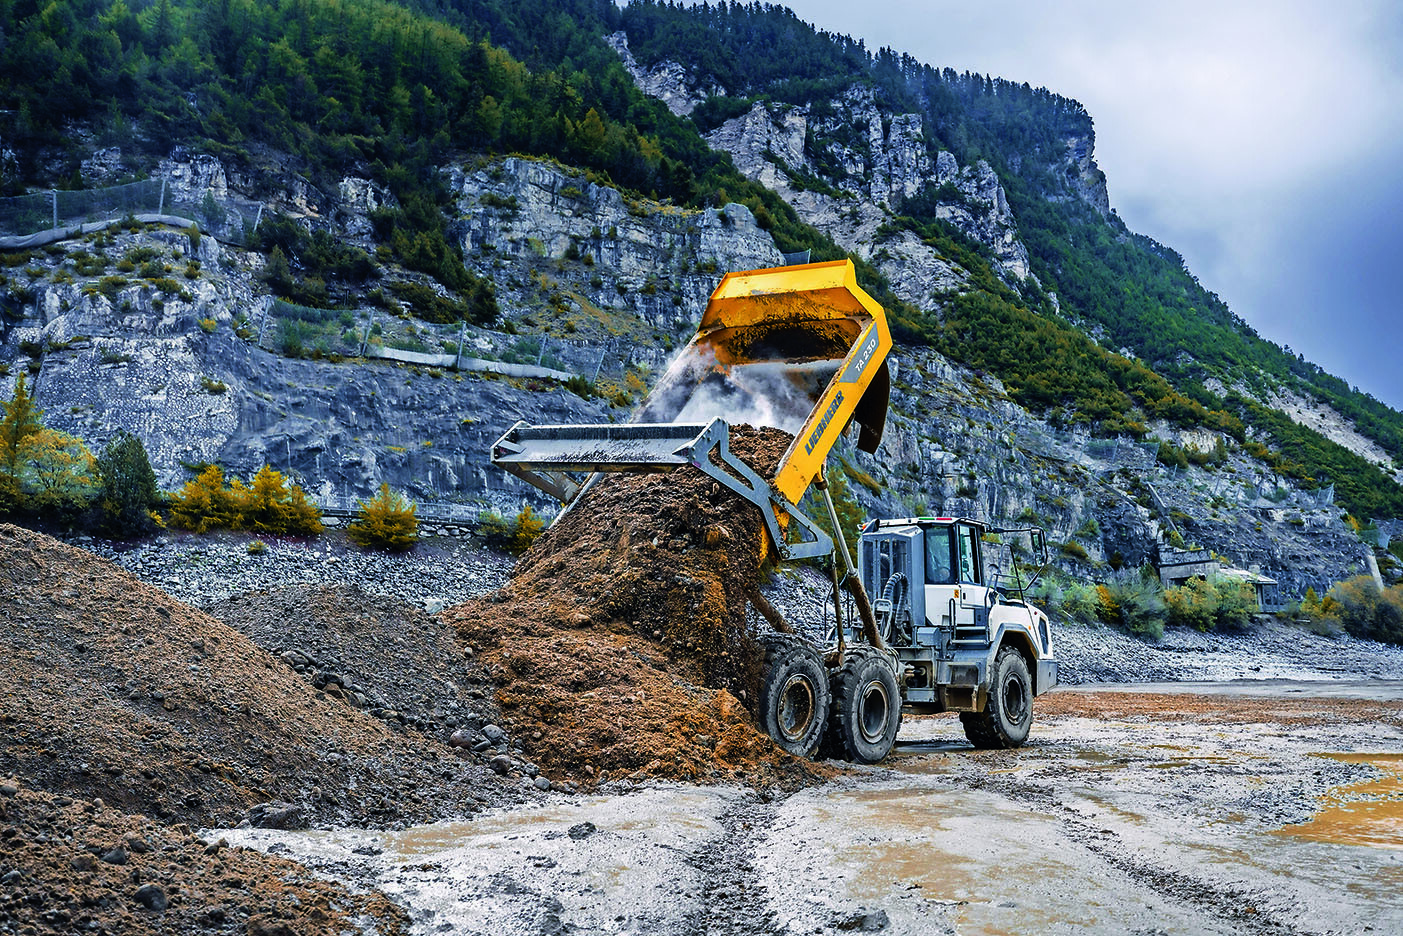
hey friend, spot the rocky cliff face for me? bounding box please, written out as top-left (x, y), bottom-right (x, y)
top-left (701, 86), bottom-right (1034, 311)
top-left (0, 135), bottom-right (1378, 596)
top-left (0, 154), bottom-right (779, 513)
top-left (448, 156), bottom-right (782, 339)
top-left (603, 32), bottom-right (719, 117)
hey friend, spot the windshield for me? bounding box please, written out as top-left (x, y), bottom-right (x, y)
top-left (925, 526), bottom-right (955, 585)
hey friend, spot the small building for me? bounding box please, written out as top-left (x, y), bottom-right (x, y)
top-left (1214, 566), bottom-right (1283, 613)
top-left (1154, 545), bottom-right (1283, 612)
top-left (1155, 546), bottom-right (1217, 588)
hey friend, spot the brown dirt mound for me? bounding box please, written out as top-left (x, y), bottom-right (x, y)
top-left (444, 426), bottom-right (835, 787)
top-left (0, 523), bottom-right (529, 830)
top-left (0, 784), bottom-right (407, 935)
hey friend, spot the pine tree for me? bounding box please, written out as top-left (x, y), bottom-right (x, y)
top-left (0, 373), bottom-right (43, 512)
top-left (347, 483), bottom-right (417, 551)
top-left (95, 429), bottom-right (162, 537)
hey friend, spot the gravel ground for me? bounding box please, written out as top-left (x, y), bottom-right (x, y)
top-left (85, 530), bottom-right (515, 612)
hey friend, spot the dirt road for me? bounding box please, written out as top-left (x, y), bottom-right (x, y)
top-left (218, 683), bottom-right (1403, 935)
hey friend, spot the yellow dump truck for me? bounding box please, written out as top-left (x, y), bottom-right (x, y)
top-left (491, 260), bottom-right (1057, 762)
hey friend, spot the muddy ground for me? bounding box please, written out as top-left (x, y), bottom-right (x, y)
top-left (220, 686), bottom-right (1403, 936)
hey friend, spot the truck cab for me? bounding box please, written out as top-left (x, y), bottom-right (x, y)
top-left (854, 516), bottom-right (1059, 747)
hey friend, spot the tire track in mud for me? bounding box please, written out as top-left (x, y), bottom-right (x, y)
top-left (680, 792), bottom-right (785, 936)
top-left (967, 773), bottom-right (1307, 936)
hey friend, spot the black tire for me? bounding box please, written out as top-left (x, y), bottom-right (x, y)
top-left (829, 646), bottom-right (902, 764)
top-left (960, 646), bottom-right (1033, 749)
top-left (757, 633), bottom-right (831, 758)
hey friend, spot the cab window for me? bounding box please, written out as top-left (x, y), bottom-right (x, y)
top-left (924, 526), bottom-right (955, 585)
top-left (956, 525), bottom-right (980, 584)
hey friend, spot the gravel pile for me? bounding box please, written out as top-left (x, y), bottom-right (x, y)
top-left (85, 532), bottom-right (513, 612)
top-left (1055, 617), bottom-right (1403, 684)
top-left (206, 584), bottom-right (506, 739)
top-left (0, 523), bottom-right (537, 833)
top-left (0, 785), bottom-right (407, 936)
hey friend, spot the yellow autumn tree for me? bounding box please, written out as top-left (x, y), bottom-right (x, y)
top-left (169, 464), bottom-right (320, 535)
top-left (509, 503), bottom-right (544, 555)
top-left (347, 483), bottom-right (417, 551)
top-left (169, 465), bottom-right (238, 532)
top-left (20, 428), bottom-right (97, 513)
top-left (232, 465), bottom-right (321, 535)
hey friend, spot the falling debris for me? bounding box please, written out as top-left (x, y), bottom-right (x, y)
top-left (445, 425), bottom-right (833, 786)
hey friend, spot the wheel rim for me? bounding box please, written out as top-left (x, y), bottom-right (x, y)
top-left (858, 680), bottom-right (891, 744)
top-left (778, 674), bottom-right (816, 742)
top-left (1002, 672), bottom-right (1029, 725)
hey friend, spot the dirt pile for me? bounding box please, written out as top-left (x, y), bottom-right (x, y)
top-left (0, 784), bottom-right (407, 935)
top-left (206, 584), bottom-right (502, 737)
top-left (0, 523), bottom-right (531, 831)
top-left (445, 426), bottom-right (833, 787)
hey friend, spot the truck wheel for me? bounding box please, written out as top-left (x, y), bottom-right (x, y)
top-left (960, 646), bottom-right (1033, 749)
top-left (829, 647), bottom-right (902, 764)
top-left (757, 633), bottom-right (831, 758)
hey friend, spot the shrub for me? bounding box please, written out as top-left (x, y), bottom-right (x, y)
top-left (479, 504), bottom-right (547, 555)
top-left (347, 483), bottom-right (418, 551)
top-left (247, 539), bottom-right (268, 555)
top-left (1164, 577), bottom-right (1217, 632)
top-left (1058, 583), bottom-right (1102, 624)
top-left (168, 465), bottom-right (238, 533)
top-left (511, 504), bottom-right (545, 555)
top-left (169, 464), bottom-right (321, 536)
top-left (1097, 572), bottom-right (1165, 639)
top-left (1164, 574), bottom-right (1259, 632)
top-left (564, 375), bottom-right (595, 399)
top-left (94, 429), bottom-right (162, 538)
top-left (1060, 541), bottom-right (1089, 561)
top-left (1323, 577), bottom-right (1403, 645)
top-left (235, 465), bottom-right (323, 536)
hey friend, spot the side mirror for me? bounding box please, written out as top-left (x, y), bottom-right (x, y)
top-left (1031, 530), bottom-right (1045, 555)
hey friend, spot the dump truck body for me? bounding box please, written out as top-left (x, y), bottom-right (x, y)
top-left (492, 259), bottom-right (891, 561)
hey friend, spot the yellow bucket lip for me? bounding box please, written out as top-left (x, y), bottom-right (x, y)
top-left (701, 259), bottom-right (882, 331)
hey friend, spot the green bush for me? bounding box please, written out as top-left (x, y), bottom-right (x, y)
top-left (1318, 577), bottom-right (1403, 645)
top-left (1164, 574), bottom-right (1258, 632)
top-left (93, 429), bottom-right (162, 538)
top-left (1096, 573), bottom-right (1165, 639)
top-left (479, 504), bottom-right (547, 556)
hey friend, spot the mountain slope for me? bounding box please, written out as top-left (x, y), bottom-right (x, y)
top-left (0, 0), bottom-right (1399, 594)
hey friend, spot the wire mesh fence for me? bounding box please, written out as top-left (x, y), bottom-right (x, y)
top-left (0, 177), bottom-right (264, 246)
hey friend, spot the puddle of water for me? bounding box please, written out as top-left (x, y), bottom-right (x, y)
top-left (1277, 753), bottom-right (1403, 849)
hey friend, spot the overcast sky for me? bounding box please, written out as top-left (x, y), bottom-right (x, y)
top-left (721, 0), bottom-right (1403, 411)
